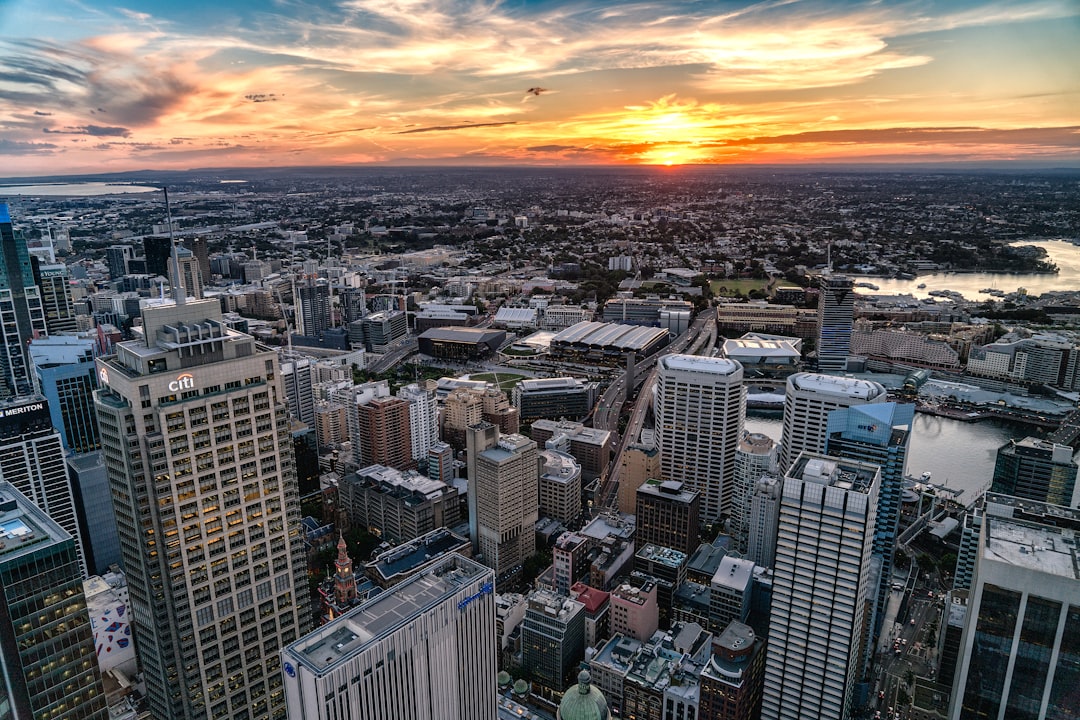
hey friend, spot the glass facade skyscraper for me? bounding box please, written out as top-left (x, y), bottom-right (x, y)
top-left (0, 204), bottom-right (47, 399)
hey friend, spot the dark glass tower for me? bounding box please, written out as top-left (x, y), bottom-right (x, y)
top-left (992, 436), bottom-right (1078, 506)
top-left (0, 203), bottom-right (47, 399)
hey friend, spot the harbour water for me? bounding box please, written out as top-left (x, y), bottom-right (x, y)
top-left (745, 411), bottom-right (1050, 504)
top-left (852, 239), bottom-right (1080, 300)
top-left (0, 182), bottom-right (159, 196)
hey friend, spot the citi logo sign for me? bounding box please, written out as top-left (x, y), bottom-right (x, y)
top-left (168, 373), bottom-right (195, 392)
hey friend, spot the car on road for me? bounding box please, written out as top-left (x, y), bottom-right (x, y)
top-left (911, 618), bottom-right (916, 625)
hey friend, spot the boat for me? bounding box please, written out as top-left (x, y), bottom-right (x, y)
top-left (921, 471), bottom-right (932, 483)
top-left (917, 283), bottom-right (926, 289)
top-left (855, 282), bottom-right (880, 291)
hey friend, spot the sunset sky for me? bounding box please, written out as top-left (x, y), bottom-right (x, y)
top-left (1, 0), bottom-right (1078, 175)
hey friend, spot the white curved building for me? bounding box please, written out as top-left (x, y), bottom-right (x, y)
top-left (779, 373), bottom-right (887, 472)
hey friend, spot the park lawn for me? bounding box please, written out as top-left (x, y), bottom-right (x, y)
top-left (470, 372), bottom-right (527, 391)
top-left (710, 278), bottom-right (768, 296)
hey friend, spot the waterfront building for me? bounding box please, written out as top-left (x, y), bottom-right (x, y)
top-left (817, 274), bottom-right (854, 372)
top-left (0, 482), bottom-right (108, 719)
top-left (94, 296), bottom-right (309, 720)
top-left (778, 372), bottom-right (887, 472)
top-left (731, 432), bottom-right (778, 554)
top-left (948, 496), bottom-right (1080, 720)
top-left (635, 480), bottom-right (700, 556)
top-left (826, 402), bottom-right (914, 638)
top-left (0, 395), bottom-right (86, 575)
top-left (991, 436), bottom-right (1077, 507)
top-left (466, 423), bottom-right (538, 581)
top-left (654, 354), bottom-right (745, 521)
top-left (282, 553), bottom-right (496, 720)
top-left (0, 204), bottom-right (47, 399)
top-left (761, 453), bottom-right (879, 720)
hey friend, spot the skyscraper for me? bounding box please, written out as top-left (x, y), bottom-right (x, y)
top-left (175, 245), bottom-right (204, 300)
top-left (281, 553), bottom-right (497, 720)
top-left (0, 482), bottom-right (108, 720)
top-left (826, 402), bottom-right (914, 638)
top-left (279, 352), bottom-right (315, 428)
top-left (94, 297), bottom-right (309, 720)
top-left (635, 479), bottom-right (700, 556)
top-left (356, 396), bottom-right (414, 470)
top-left (106, 244), bottom-right (134, 280)
top-left (779, 372), bottom-right (887, 473)
top-left (397, 382), bottom-right (438, 465)
top-left (746, 475), bottom-right (781, 568)
top-left (762, 453), bottom-right (879, 720)
top-left (0, 395), bottom-right (87, 575)
top-left (29, 334), bottom-right (102, 453)
top-left (948, 495), bottom-right (1080, 720)
top-left (30, 255), bottom-right (78, 334)
top-left (466, 422), bottom-right (538, 581)
top-left (991, 436), bottom-right (1078, 507)
top-left (0, 204), bottom-right (47, 399)
top-left (731, 432), bottom-right (778, 554)
top-left (817, 274), bottom-right (854, 372)
top-left (654, 354), bottom-right (745, 521)
top-left (143, 235), bottom-right (172, 278)
top-left (297, 277), bottom-right (331, 339)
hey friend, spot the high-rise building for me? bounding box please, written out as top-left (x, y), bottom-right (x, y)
top-left (762, 453), bottom-right (879, 720)
top-left (106, 243), bottom-right (135, 279)
top-left (654, 354), bottom-right (745, 521)
top-left (826, 402), bottom-right (914, 638)
top-left (538, 448), bottom-right (583, 526)
top-left (426, 440), bottom-right (454, 484)
top-left (746, 475), bottom-right (781, 568)
top-left (0, 395), bottom-right (87, 575)
top-left (617, 442), bottom-right (660, 515)
top-left (397, 382), bottom-right (438, 465)
top-left (521, 588), bottom-right (586, 694)
top-left (465, 422), bottom-right (538, 581)
top-left (0, 204), bottom-right (47, 399)
top-left (948, 495), bottom-right (1080, 720)
top-left (355, 396), bottom-right (414, 470)
top-left (700, 621), bottom-right (766, 720)
top-left (185, 236), bottom-right (212, 286)
top-left (635, 479), bottom-right (700, 556)
top-left (778, 372), bottom-right (887, 473)
top-left (991, 436), bottom-right (1078, 507)
top-left (143, 236), bottom-right (171, 278)
top-left (93, 297), bottom-right (309, 720)
top-left (281, 553), bottom-right (497, 720)
top-left (297, 278), bottom-right (331, 339)
top-left (279, 352), bottom-right (315, 428)
top-left (0, 482), bottom-right (108, 720)
top-left (731, 432), bottom-right (778, 554)
top-left (817, 274), bottom-right (854, 372)
top-left (29, 334), bottom-right (102, 453)
top-left (67, 451), bottom-right (123, 575)
top-left (175, 245), bottom-right (203, 300)
top-left (30, 256), bottom-right (78, 333)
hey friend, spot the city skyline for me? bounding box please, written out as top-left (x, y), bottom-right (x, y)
top-left (1, 0), bottom-right (1078, 176)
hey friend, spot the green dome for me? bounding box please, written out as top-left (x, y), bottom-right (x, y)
top-left (512, 679), bottom-right (530, 697)
top-left (557, 671), bottom-right (609, 720)
top-left (497, 671), bottom-right (512, 689)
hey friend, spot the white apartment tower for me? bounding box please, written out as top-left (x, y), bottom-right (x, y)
top-left (731, 432), bottom-right (778, 554)
top-left (762, 453), bottom-right (879, 720)
top-left (397, 382), bottom-right (438, 464)
top-left (94, 297), bottom-right (310, 720)
top-left (654, 354), bottom-right (745, 522)
top-left (746, 475), bottom-right (781, 568)
top-left (466, 422), bottom-right (538, 581)
top-left (779, 373), bottom-right (887, 473)
top-left (281, 553), bottom-right (497, 720)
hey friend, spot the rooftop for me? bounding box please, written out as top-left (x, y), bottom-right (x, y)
top-left (788, 452), bottom-right (878, 495)
top-left (659, 354), bottom-right (742, 376)
top-left (788, 372), bottom-right (886, 400)
top-left (983, 516), bottom-right (1078, 580)
top-left (0, 483), bottom-right (71, 562)
top-left (637, 544), bottom-right (688, 569)
top-left (711, 556), bottom-right (755, 591)
top-left (367, 528), bottom-right (471, 583)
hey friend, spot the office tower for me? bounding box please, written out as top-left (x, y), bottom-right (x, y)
top-left (397, 382), bottom-right (437, 465)
top-left (817, 274), bottom-right (854, 372)
top-left (360, 309), bottom-right (407, 352)
top-left (279, 352), bottom-right (315, 428)
top-left (710, 556), bottom-right (755, 634)
top-left (538, 448), bottom-right (583, 526)
top-left (948, 496), bottom-right (1080, 720)
top-left (338, 286), bottom-right (366, 325)
top-left (654, 354), bottom-right (745, 521)
top-left (778, 372), bottom-right (887, 472)
top-left (521, 588), bottom-right (586, 693)
top-left (93, 297), bottom-right (309, 720)
top-left (185, 237), bottom-right (211, 285)
top-left (30, 256), bottom-right (78, 333)
top-left (297, 277), bottom-right (331, 339)
top-left (0, 204), bottom-right (47, 399)
top-left (513, 376), bottom-right (592, 421)
top-left (0, 482), bottom-right (108, 719)
top-left (28, 334), bottom-right (102, 453)
top-left (531, 419), bottom-right (613, 481)
top-left (465, 423), bottom-right (538, 581)
top-left (553, 532), bottom-right (591, 595)
top-left (700, 621), bottom-right (766, 720)
top-left (731, 432), bottom-right (778, 554)
top-left (281, 553), bottom-right (497, 720)
top-left (106, 244), bottom-right (134, 279)
top-left (175, 245), bottom-right (204, 300)
top-left (826, 401), bottom-right (914, 639)
top-left (67, 451), bottom-right (123, 575)
top-left (635, 480), bottom-right (700, 556)
top-left (143, 235), bottom-right (171, 278)
top-left (427, 440), bottom-right (454, 483)
top-left (355, 396), bottom-right (414, 470)
top-left (746, 475), bottom-right (781, 568)
top-left (610, 579), bottom-right (659, 642)
top-left (0, 395), bottom-right (87, 575)
top-left (617, 442), bottom-right (660, 515)
top-left (762, 453), bottom-right (879, 720)
top-left (991, 436), bottom-right (1078, 506)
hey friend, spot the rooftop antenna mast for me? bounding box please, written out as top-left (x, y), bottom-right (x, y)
top-left (163, 187), bottom-right (185, 305)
